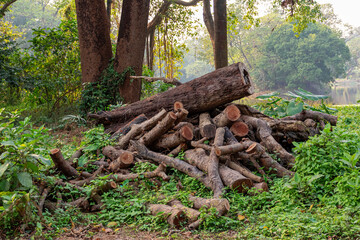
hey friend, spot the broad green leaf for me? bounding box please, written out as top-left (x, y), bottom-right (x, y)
top-left (29, 154), bottom-right (51, 166)
top-left (0, 152), bottom-right (9, 160)
top-left (17, 172), bottom-right (33, 188)
top-left (0, 162), bottom-right (10, 178)
top-left (26, 161), bottom-right (39, 173)
top-left (256, 92), bottom-right (280, 99)
top-left (294, 173), bottom-right (301, 183)
top-left (286, 101), bottom-right (304, 116)
top-left (77, 155), bottom-right (88, 167)
top-left (1, 141), bottom-right (17, 148)
top-left (339, 159), bottom-right (352, 168)
top-left (294, 88), bottom-right (329, 101)
top-left (307, 174), bottom-right (324, 184)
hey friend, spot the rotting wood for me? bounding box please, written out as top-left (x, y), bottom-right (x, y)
top-left (110, 114), bottom-right (148, 141)
top-left (185, 148), bottom-right (252, 193)
top-left (230, 121), bottom-right (249, 137)
top-left (154, 124), bottom-right (193, 149)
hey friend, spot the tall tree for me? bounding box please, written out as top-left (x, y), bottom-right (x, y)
top-left (213, 0), bottom-right (228, 69)
top-left (114, 0), bottom-right (150, 103)
top-left (75, 0), bottom-right (112, 83)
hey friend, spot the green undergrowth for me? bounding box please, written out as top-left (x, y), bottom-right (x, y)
top-left (1, 105), bottom-right (360, 239)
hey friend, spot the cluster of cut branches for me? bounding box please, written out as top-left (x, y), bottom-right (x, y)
top-left (42, 98), bottom-right (336, 229)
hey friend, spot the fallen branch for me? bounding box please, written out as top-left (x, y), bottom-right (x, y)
top-left (50, 149), bottom-right (79, 178)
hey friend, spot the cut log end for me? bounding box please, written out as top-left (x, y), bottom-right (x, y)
top-left (225, 105), bottom-right (241, 121)
top-left (169, 111), bottom-right (177, 120)
top-left (230, 178), bottom-right (253, 193)
top-left (214, 147), bottom-right (221, 156)
top-left (174, 101), bottom-right (184, 111)
top-left (180, 125), bottom-right (194, 141)
top-left (121, 152), bottom-right (134, 165)
top-left (170, 209), bottom-right (187, 227)
top-left (50, 149), bottom-right (60, 155)
top-left (246, 142), bottom-right (257, 154)
top-left (230, 121), bottom-right (249, 137)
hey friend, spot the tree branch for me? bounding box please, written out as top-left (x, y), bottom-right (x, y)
top-left (0, 0), bottom-right (18, 17)
top-left (203, 0), bottom-right (215, 45)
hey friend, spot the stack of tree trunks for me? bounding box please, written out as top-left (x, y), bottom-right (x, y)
top-left (44, 63), bottom-right (337, 229)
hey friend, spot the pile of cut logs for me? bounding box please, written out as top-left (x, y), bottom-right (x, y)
top-left (45, 63), bottom-right (337, 229)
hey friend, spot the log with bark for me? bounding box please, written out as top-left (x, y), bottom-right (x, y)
top-left (89, 62), bottom-right (254, 132)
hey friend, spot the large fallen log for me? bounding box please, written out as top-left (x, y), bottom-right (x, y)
top-left (89, 62), bottom-right (254, 132)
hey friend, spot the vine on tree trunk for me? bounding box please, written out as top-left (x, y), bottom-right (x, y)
top-left (79, 61), bottom-right (134, 116)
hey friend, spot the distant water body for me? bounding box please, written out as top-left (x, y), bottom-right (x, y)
top-left (331, 80), bottom-right (360, 105)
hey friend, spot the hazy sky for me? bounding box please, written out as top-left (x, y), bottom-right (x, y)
top-left (316, 0), bottom-right (360, 28)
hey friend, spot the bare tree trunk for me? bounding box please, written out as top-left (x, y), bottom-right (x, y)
top-left (214, 0), bottom-right (228, 69)
top-left (75, 0), bottom-right (112, 83)
top-left (106, 0), bottom-right (112, 21)
top-left (115, 0), bottom-right (150, 103)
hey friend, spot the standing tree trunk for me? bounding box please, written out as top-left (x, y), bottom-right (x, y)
top-left (114, 0), bottom-right (150, 103)
top-left (106, 0), bottom-right (112, 21)
top-left (75, 0), bottom-right (112, 83)
top-left (214, 0), bottom-right (228, 69)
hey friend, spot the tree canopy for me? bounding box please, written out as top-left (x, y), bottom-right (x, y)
top-left (253, 22), bottom-right (350, 92)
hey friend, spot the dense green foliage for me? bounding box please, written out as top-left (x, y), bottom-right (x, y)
top-left (253, 22), bottom-right (350, 92)
top-left (79, 64), bottom-right (133, 116)
top-left (0, 19), bottom-right (81, 120)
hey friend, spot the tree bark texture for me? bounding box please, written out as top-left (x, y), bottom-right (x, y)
top-left (189, 195), bottom-right (230, 216)
top-left (214, 0), bottom-right (228, 69)
top-left (75, 0), bottom-right (112, 83)
top-left (115, 0), bottom-right (150, 103)
top-left (90, 62), bottom-right (254, 132)
top-left (50, 149), bottom-right (79, 178)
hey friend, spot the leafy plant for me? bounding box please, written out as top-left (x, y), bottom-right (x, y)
top-left (0, 109), bottom-right (53, 233)
top-left (254, 88), bottom-right (337, 118)
top-left (79, 62), bottom-right (134, 116)
top-left (76, 126), bottom-right (113, 167)
top-left (0, 109), bottom-right (52, 192)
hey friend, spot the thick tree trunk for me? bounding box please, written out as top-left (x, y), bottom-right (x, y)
top-left (90, 63), bottom-right (253, 132)
top-left (115, 0), bottom-right (150, 103)
top-left (75, 0), bottom-right (112, 83)
top-left (214, 0), bottom-right (228, 69)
